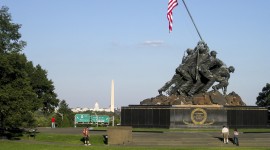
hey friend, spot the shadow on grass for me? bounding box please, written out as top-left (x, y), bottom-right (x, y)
top-left (80, 135), bottom-right (108, 145)
top-left (0, 127), bottom-right (25, 140)
top-left (213, 136), bottom-right (234, 144)
top-left (80, 137), bottom-right (85, 144)
top-left (0, 128), bottom-right (39, 140)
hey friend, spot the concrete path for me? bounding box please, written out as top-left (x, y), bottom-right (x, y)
top-left (36, 127), bottom-right (105, 135)
top-left (131, 131), bottom-right (270, 147)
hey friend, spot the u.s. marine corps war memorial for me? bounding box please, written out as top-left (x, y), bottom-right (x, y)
top-left (121, 0), bottom-right (268, 129)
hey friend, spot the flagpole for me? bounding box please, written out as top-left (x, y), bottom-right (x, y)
top-left (181, 0), bottom-right (203, 41)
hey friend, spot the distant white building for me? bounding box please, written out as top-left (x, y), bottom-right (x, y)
top-left (92, 101), bottom-right (111, 112)
top-left (93, 102), bottom-right (99, 111)
top-left (71, 107), bottom-right (90, 113)
top-left (71, 102), bottom-right (113, 113)
top-left (71, 81), bottom-right (116, 113)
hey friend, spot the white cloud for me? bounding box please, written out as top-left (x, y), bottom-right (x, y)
top-left (142, 40), bottom-right (165, 47)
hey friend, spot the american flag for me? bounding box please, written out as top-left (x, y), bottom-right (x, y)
top-left (167, 0), bottom-right (178, 32)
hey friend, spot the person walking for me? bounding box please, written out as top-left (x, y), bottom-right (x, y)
top-left (222, 126), bottom-right (229, 144)
top-left (233, 128), bottom-right (239, 146)
top-left (51, 117), bottom-right (56, 128)
top-left (82, 126), bottom-right (91, 146)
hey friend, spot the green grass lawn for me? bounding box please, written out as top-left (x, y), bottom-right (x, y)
top-left (1, 141), bottom-right (270, 150)
top-left (1, 128), bottom-right (270, 150)
top-left (21, 133), bottom-right (104, 145)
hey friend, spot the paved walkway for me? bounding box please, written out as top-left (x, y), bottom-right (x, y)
top-left (131, 131), bottom-right (270, 147)
top-left (26, 127), bottom-right (270, 147)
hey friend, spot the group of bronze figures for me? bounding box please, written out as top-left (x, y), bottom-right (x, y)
top-left (158, 40), bottom-right (235, 97)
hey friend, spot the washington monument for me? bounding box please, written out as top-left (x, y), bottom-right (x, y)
top-left (110, 80), bottom-right (115, 112)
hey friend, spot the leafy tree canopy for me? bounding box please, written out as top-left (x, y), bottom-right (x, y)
top-left (0, 6), bottom-right (59, 128)
top-left (56, 100), bottom-right (74, 127)
top-left (0, 6), bottom-right (26, 53)
top-left (256, 83), bottom-right (270, 107)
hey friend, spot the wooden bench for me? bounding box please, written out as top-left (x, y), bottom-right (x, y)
top-left (27, 128), bottom-right (37, 139)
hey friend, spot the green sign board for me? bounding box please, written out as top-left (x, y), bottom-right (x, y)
top-left (75, 114), bottom-right (110, 124)
top-left (75, 114), bottom-right (91, 123)
top-left (90, 115), bottom-right (110, 123)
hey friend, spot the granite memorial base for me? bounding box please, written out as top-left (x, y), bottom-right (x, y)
top-left (121, 105), bottom-right (268, 128)
top-left (107, 126), bottom-right (132, 145)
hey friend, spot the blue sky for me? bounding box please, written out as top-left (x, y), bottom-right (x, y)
top-left (1, 0), bottom-right (270, 108)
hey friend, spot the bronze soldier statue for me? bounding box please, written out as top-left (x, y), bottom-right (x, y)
top-left (158, 41), bottom-right (234, 97)
top-left (158, 48), bottom-right (194, 95)
top-left (212, 66), bottom-right (235, 95)
top-left (188, 50), bottom-right (224, 95)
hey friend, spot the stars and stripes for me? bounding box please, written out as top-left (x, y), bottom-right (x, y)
top-left (167, 0), bottom-right (178, 32)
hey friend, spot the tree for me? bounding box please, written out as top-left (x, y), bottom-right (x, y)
top-left (26, 64), bottom-right (59, 114)
top-left (0, 53), bottom-right (38, 127)
top-left (0, 6), bottom-right (26, 53)
top-left (256, 83), bottom-right (270, 107)
top-left (0, 6), bottom-right (59, 128)
top-left (56, 100), bottom-right (74, 127)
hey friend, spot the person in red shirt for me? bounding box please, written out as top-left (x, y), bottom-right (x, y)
top-left (51, 117), bottom-right (56, 128)
top-left (82, 126), bottom-right (91, 146)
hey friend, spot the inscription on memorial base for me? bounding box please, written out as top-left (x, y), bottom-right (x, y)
top-left (121, 105), bottom-right (268, 128)
top-left (183, 108), bottom-right (215, 125)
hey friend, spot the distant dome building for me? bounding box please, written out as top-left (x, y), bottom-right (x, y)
top-left (94, 102), bottom-right (99, 111)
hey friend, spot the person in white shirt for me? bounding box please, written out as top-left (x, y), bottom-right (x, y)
top-left (221, 126), bottom-right (229, 144)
